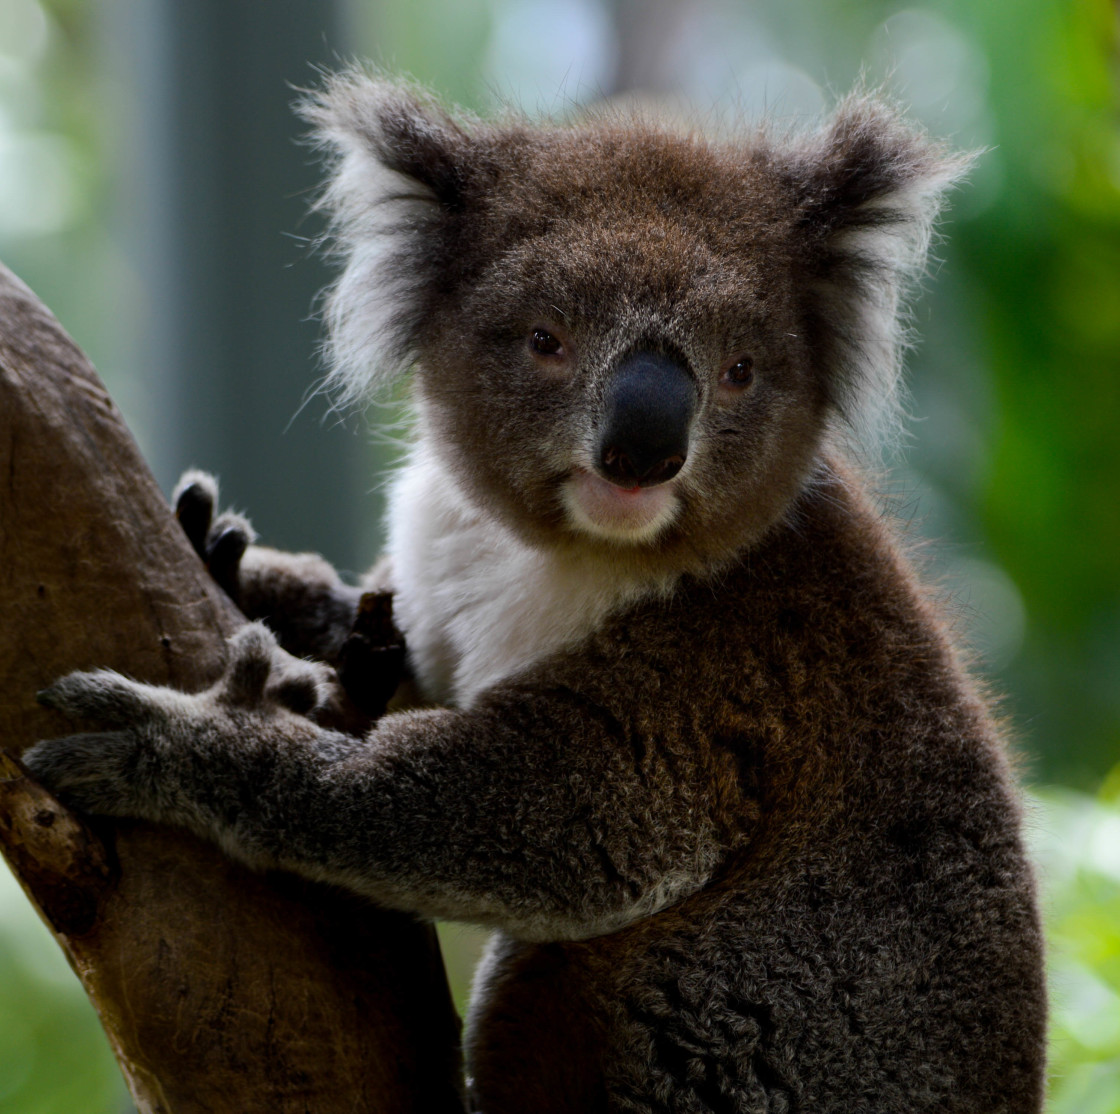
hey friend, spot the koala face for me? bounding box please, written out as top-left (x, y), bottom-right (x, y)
top-left (306, 77), bottom-right (968, 573)
top-left (411, 137), bottom-right (829, 572)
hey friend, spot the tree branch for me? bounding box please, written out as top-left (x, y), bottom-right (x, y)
top-left (0, 262), bottom-right (463, 1114)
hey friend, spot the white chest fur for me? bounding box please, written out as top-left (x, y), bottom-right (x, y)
top-left (386, 443), bottom-right (657, 708)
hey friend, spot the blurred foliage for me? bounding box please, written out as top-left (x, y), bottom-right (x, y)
top-left (943, 0), bottom-right (1120, 787)
top-left (0, 0), bottom-right (119, 386)
top-left (1034, 788), bottom-right (1120, 1113)
top-left (0, 868), bottom-right (126, 1114)
top-left (1, 0), bottom-right (1118, 1111)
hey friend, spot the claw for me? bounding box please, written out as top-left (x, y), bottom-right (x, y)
top-left (270, 656), bottom-right (334, 716)
top-left (223, 623), bottom-right (279, 706)
top-left (271, 675), bottom-right (323, 716)
top-left (206, 513), bottom-right (255, 598)
top-left (22, 731), bottom-right (146, 818)
top-left (35, 669), bottom-right (171, 729)
top-left (35, 686), bottom-right (63, 710)
top-left (173, 470), bottom-right (219, 557)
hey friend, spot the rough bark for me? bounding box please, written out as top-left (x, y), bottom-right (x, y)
top-left (0, 262), bottom-right (463, 1114)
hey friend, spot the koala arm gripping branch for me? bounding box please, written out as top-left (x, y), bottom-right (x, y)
top-left (24, 623), bottom-right (732, 942)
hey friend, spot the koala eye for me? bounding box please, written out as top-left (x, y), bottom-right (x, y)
top-left (530, 329), bottom-right (564, 357)
top-left (723, 356), bottom-right (754, 388)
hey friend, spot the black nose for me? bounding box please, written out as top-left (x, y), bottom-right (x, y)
top-left (597, 351), bottom-right (697, 487)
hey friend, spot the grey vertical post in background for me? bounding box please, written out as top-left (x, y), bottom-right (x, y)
top-left (106, 1), bottom-right (379, 575)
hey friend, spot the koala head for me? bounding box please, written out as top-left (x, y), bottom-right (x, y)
top-left (304, 75), bottom-right (969, 575)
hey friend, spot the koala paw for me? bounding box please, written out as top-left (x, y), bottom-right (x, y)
top-left (27, 669), bottom-right (184, 818)
top-left (215, 622), bottom-right (335, 716)
top-left (25, 623), bottom-right (334, 821)
top-left (173, 469), bottom-right (257, 601)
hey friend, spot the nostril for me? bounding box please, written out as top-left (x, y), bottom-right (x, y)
top-left (600, 446), bottom-right (685, 488)
top-left (643, 454), bottom-right (684, 485)
top-left (601, 446), bottom-right (640, 485)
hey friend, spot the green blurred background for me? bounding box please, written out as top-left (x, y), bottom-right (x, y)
top-left (0, 0), bottom-right (1117, 1110)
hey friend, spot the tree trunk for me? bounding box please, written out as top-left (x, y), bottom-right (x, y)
top-left (0, 262), bottom-right (463, 1114)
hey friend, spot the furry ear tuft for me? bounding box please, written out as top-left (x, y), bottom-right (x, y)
top-left (783, 94), bottom-right (976, 453)
top-left (300, 73), bottom-right (480, 404)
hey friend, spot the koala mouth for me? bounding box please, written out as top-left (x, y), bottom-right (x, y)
top-left (562, 468), bottom-right (680, 544)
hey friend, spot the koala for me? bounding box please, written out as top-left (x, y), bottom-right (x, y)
top-left (26, 75), bottom-right (1047, 1113)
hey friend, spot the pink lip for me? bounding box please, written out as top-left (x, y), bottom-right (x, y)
top-left (565, 468), bottom-right (678, 540)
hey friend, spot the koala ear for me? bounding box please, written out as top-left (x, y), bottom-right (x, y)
top-left (300, 74), bottom-right (482, 403)
top-left (782, 94), bottom-right (975, 448)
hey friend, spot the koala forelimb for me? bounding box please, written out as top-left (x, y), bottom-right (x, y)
top-left (30, 611), bottom-right (732, 941)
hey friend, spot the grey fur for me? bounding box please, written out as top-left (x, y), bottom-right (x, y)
top-left (26, 76), bottom-right (1045, 1113)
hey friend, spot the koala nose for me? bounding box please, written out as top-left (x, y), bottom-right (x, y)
top-left (597, 351), bottom-right (697, 488)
